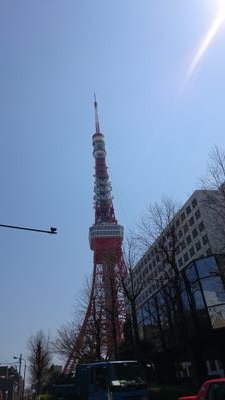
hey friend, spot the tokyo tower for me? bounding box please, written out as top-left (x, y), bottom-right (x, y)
top-left (63, 98), bottom-right (127, 374)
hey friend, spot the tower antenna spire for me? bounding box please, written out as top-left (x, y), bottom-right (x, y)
top-left (94, 93), bottom-right (100, 133)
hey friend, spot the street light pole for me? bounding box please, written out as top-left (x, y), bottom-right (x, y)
top-left (0, 224), bottom-right (57, 235)
top-left (22, 360), bottom-right (26, 400)
top-left (13, 355), bottom-right (26, 400)
top-left (18, 354), bottom-right (22, 378)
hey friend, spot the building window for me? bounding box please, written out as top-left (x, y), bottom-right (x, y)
top-left (202, 234), bottom-right (209, 245)
top-left (181, 212), bottom-right (185, 222)
top-left (192, 198), bottom-right (197, 208)
top-left (196, 241), bottom-right (202, 251)
top-left (192, 228), bottom-right (198, 239)
top-left (184, 223), bottom-right (189, 233)
top-left (199, 221), bottom-right (205, 232)
top-left (190, 247), bottom-right (195, 257)
top-left (186, 234), bottom-right (192, 244)
top-left (195, 209), bottom-right (201, 219)
top-left (189, 216), bottom-right (194, 226)
top-left (186, 205), bottom-right (191, 215)
top-left (184, 252), bottom-right (189, 262)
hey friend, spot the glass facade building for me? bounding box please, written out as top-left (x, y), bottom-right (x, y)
top-left (136, 255), bottom-right (225, 376)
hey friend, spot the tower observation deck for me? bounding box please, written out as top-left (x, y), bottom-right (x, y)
top-left (63, 98), bottom-right (127, 374)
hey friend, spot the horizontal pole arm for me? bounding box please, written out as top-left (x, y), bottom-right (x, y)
top-left (0, 224), bottom-right (57, 234)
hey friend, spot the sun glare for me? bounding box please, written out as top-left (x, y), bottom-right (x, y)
top-left (183, 1), bottom-right (225, 88)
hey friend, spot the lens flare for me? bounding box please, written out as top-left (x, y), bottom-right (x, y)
top-left (183, 1), bottom-right (225, 88)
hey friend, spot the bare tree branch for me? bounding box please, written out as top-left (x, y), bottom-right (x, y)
top-left (52, 321), bottom-right (79, 361)
top-left (200, 146), bottom-right (225, 251)
top-left (27, 330), bottom-right (51, 393)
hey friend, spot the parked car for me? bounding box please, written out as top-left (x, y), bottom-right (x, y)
top-left (178, 378), bottom-right (225, 400)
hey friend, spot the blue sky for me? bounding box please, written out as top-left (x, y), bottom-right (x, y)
top-left (0, 0), bottom-right (225, 366)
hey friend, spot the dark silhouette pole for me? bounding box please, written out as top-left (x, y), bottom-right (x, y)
top-left (13, 355), bottom-right (26, 400)
top-left (0, 224), bottom-right (57, 235)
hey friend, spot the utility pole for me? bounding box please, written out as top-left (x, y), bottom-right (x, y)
top-left (14, 355), bottom-right (26, 400)
top-left (18, 354), bottom-right (22, 378)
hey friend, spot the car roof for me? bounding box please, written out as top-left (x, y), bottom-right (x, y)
top-left (204, 378), bottom-right (225, 384)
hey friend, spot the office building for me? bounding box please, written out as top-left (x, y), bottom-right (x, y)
top-left (125, 189), bottom-right (225, 378)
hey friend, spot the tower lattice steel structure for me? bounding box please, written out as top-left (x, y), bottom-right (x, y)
top-left (63, 98), bottom-right (127, 374)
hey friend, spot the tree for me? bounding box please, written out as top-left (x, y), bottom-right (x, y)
top-left (74, 274), bottom-right (104, 361)
top-left (135, 196), bottom-right (180, 252)
top-left (53, 274), bottom-right (105, 366)
top-left (202, 146), bottom-right (225, 191)
top-left (27, 330), bottom-right (51, 395)
top-left (200, 146), bottom-right (225, 252)
top-left (98, 247), bottom-right (127, 360)
top-left (121, 236), bottom-right (143, 359)
top-left (134, 196), bottom-right (208, 381)
top-left (53, 320), bottom-right (79, 361)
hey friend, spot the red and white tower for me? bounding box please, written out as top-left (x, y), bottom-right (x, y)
top-left (63, 98), bottom-right (127, 374)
